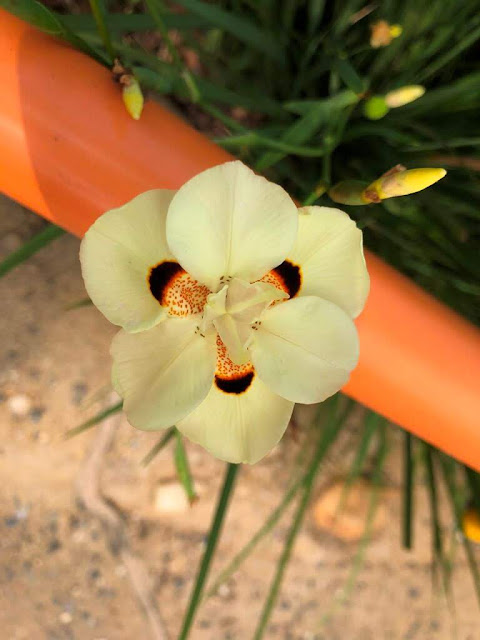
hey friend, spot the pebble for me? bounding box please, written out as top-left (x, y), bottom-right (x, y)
top-left (29, 406), bottom-right (45, 423)
top-left (154, 482), bottom-right (190, 514)
top-left (8, 394), bottom-right (32, 418)
top-left (59, 611), bottom-right (72, 625)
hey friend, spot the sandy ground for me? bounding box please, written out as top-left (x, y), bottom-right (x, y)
top-left (1, 194), bottom-right (479, 639)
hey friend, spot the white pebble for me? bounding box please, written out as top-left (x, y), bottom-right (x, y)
top-left (154, 482), bottom-right (189, 514)
top-left (8, 394), bottom-right (31, 417)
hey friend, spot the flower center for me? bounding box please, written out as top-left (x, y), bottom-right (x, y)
top-left (200, 278), bottom-right (287, 365)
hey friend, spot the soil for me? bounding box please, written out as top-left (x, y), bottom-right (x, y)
top-left (1, 194), bottom-right (479, 639)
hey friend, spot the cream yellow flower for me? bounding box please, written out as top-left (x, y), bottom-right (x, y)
top-left (80, 161), bottom-right (369, 463)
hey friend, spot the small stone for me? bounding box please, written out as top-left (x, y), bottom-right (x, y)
top-left (8, 394), bottom-right (31, 418)
top-left (47, 539), bottom-right (61, 553)
top-left (72, 381), bottom-right (88, 406)
top-left (217, 584), bottom-right (231, 599)
top-left (59, 611), bottom-right (72, 625)
top-left (312, 478), bottom-right (386, 542)
top-left (29, 406), bottom-right (45, 423)
top-left (154, 482), bottom-right (189, 514)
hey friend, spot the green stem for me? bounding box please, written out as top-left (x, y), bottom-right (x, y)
top-left (88, 0), bottom-right (115, 62)
top-left (253, 402), bottom-right (344, 639)
top-left (178, 463), bottom-right (239, 640)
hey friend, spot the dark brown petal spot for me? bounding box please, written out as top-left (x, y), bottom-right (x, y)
top-left (272, 260), bottom-right (302, 298)
top-left (215, 371), bottom-right (255, 394)
top-left (148, 261), bottom-right (185, 304)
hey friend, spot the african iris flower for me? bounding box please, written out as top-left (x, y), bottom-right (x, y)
top-left (80, 161), bottom-right (369, 463)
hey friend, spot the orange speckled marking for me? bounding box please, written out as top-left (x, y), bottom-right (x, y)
top-left (164, 271), bottom-right (209, 316)
top-left (215, 336), bottom-right (254, 394)
top-left (261, 260), bottom-right (302, 299)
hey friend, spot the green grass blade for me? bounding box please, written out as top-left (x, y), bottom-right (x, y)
top-left (215, 132), bottom-right (326, 157)
top-left (62, 11), bottom-right (207, 33)
top-left (65, 297), bottom-right (93, 311)
top-left (402, 432), bottom-right (415, 549)
top-left (440, 457), bottom-right (480, 607)
top-left (253, 397), bottom-right (347, 640)
top-left (174, 431), bottom-right (197, 503)
top-left (0, 224), bottom-right (65, 278)
top-left (336, 410), bottom-right (380, 514)
top-left (178, 463), bottom-right (239, 640)
top-left (334, 56), bottom-right (366, 94)
top-left (465, 466), bottom-right (480, 514)
top-left (65, 401), bottom-right (123, 439)
top-left (0, 0), bottom-right (110, 65)
top-left (319, 424), bottom-right (389, 626)
top-left (173, 0), bottom-right (284, 63)
top-left (88, 0), bottom-right (115, 62)
top-left (140, 428), bottom-right (176, 466)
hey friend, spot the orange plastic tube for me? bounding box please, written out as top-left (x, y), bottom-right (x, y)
top-left (1, 10), bottom-right (479, 470)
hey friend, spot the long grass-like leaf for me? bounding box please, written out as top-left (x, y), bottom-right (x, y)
top-left (403, 432), bottom-right (415, 549)
top-left (65, 401), bottom-right (123, 439)
top-left (178, 463), bottom-right (239, 640)
top-left (174, 431), bottom-right (197, 503)
top-left (0, 224), bottom-right (65, 278)
top-left (253, 396), bottom-right (347, 639)
top-left (140, 428), bottom-right (176, 466)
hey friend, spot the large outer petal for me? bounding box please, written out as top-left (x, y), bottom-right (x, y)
top-left (289, 206), bottom-right (369, 318)
top-left (177, 375), bottom-right (294, 464)
top-left (80, 190), bottom-right (176, 332)
top-left (249, 296), bottom-right (359, 404)
top-left (111, 316), bottom-right (217, 430)
top-left (166, 161), bottom-right (298, 291)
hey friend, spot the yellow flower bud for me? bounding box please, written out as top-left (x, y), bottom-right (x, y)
top-left (364, 168), bottom-right (446, 200)
top-left (462, 507), bottom-right (480, 543)
top-left (364, 96), bottom-right (389, 120)
top-left (370, 20), bottom-right (402, 48)
top-left (389, 24), bottom-right (403, 39)
top-left (328, 180), bottom-right (370, 205)
top-left (385, 85), bottom-right (425, 108)
top-left (122, 77), bottom-right (144, 121)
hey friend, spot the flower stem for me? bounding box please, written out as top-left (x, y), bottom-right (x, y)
top-left (178, 462), bottom-right (239, 640)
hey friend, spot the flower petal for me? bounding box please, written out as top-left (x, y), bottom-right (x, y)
top-left (287, 206), bottom-right (369, 318)
top-left (111, 315), bottom-right (217, 430)
top-left (166, 161), bottom-right (298, 291)
top-left (80, 190), bottom-right (176, 332)
top-left (249, 296), bottom-right (359, 404)
top-left (177, 374), bottom-right (294, 464)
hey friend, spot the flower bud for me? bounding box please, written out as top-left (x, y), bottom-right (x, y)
top-left (365, 168), bottom-right (446, 200)
top-left (370, 20), bottom-right (402, 48)
top-left (364, 96), bottom-right (389, 120)
top-left (385, 85), bottom-right (425, 108)
top-left (122, 77), bottom-right (144, 121)
top-left (462, 506), bottom-right (480, 543)
top-left (328, 180), bottom-right (370, 205)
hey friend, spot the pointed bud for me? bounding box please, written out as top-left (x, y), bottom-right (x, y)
top-left (122, 77), bottom-right (144, 121)
top-left (364, 96), bottom-right (389, 120)
top-left (329, 180), bottom-right (370, 205)
top-left (370, 20), bottom-right (402, 48)
top-left (462, 507), bottom-right (480, 543)
top-left (385, 85), bottom-right (425, 108)
top-left (365, 168), bottom-right (446, 200)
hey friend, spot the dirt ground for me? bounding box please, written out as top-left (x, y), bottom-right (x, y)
top-left (1, 194), bottom-right (479, 640)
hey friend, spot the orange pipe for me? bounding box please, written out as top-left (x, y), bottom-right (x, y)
top-left (1, 10), bottom-right (479, 470)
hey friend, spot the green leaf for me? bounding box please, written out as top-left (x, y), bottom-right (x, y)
top-left (0, 0), bottom-right (110, 65)
top-left (174, 431), bottom-right (197, 503)
top-left (88, 0), bottom-right (115, 61)
top-left (285, 90), bottom-right (358, 116)
top-left (0, 224), bottom-right (65, 278)
top-left (334, 56), bottom-right (366, 94)
top-left (62, 11), bottom-right (207, 33)
top-left (65, 401), bottom-right (123, 439)
top-left (402, 432), bottom-right (415, 549)
top-left (172, 0), bottom-right (284, 63)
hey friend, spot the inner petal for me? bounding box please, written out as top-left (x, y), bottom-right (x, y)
top-left (200, 278), bottom-right (287, 365)
top-left (148, 260), bottom-right (210, 316)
